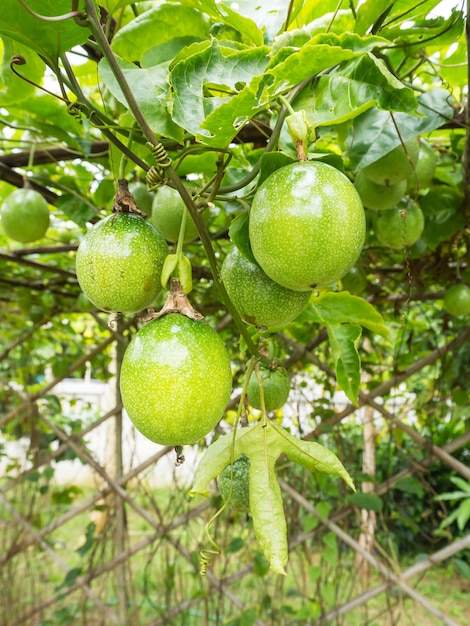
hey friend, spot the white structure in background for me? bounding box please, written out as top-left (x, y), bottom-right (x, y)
top-left (3, 369), bottom-right (414, 489)
top-left (51, 364), bottom-right (200, 488)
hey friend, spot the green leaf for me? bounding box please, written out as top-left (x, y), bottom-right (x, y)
top-left (270, 421), bottom-right (355, 491)
top-left (348, 493), bottom-right (383, 512)
top-left (394, 476), bottom-right (425, 498)
top-left (110, 4), bottom-right (210, 62)
top-left (191, 420), bottom-right (354, 575)
top-left (449, 476), bottom-right (470, 493)
top-left (258, 152), bottom-right (295, 186)
top-left (56, 194), bottom-right (97, 229)
top-left (0, 0), bottom-right (90, 64)
top-left (307, 291), bottom-right (390, 339)
top-left (296, 53), bottom-right (417, 128)
top-left (242, 425), bottom-right (287, 575)
top-left (264, 32), bottom-right (389, 99)
top-left (354, 0), bottom-right (394, 35)
top-left (455, 558), bottom-right (470, 580)
top-left (0, 38), bottom-right (45, 106)
top-left (456, 499), bottom-right (470, 531)
top-left (228, 212), bottom-right (257, 265)
top-left (98, 58), bottom-right (184, 143)
top-left (347, 89), bottom-right (454, 171)
top-left (327, 323), bottom-right (362, 405)
top-left (180, 0), bottom-right (264, 46)
top-left (170, 40), bottom-right (270, 144)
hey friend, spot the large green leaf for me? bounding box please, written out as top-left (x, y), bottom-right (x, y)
top-left (98, 57), bottom-right (185, 143)
top-left (0, 0), bottom-right (90, 64)
top-left (180, 0), bottom-right (264, 45)
top-left (295, 53), bottom-right (417, 128)
top-left (264, 32), bottom-right (390, 99)
top-left (0, 38), bottom-right (45, 106)
top-left (270, 421), bottom-right (355, 490)
top-left (110, 4), bottom-right (210, 62)
top-left (347, 89), bottom-right (454, 170)
top-left (170, 40), bottom-right (270, 143)
top-left (307, 291), bottom-right (390, 339)
top-left (191, 420), bottom-right (355, 574)
top-left (327, 322), bottom-right (362, 404)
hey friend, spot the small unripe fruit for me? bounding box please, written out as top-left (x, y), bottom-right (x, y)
top-left (247, 365), bottom-right (290, 412)
top-left (354, 171), bottom-right (406, 211)
top-left (1, 188), bottom-right (50, 243)
top-left (219, 454), bottom-right (250, 513)
top-left (443, 284), bottom-right (470, 317)
top-left (151, 185), bottom-right (199, 243)
top-left (362, 138), bottom-right (420, 186)
top-left (373, 200), bottom-right (425, 249)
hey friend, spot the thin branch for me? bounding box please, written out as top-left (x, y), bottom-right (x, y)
top-left (280, 481), bottom-right (464, 626)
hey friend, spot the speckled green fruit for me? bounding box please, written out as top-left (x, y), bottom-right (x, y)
top-left (407, 140), bottom-right (437, 193)
top-left (1, 188), bottom-right (50, 243)
top-left (120, 313), bottom-right (232, 446)
top-left (221, 247), bottom-right (310, 328)
top-left (361, 138), bottom-right (420, 186)
top-left (247, 365), bottom-right (290, 412)
top-left (354, 171), bottom-right (406, 211)
top-left (129, 182), bottom-right (153, 216)
top-left (151, 185), bottom-right (199, 243)
top-left (341, 266), bottom-right (367, 295)
top-left (219, 454), bottom-right (250, 513)
top-left (374, 200), bottom-right (425, 249)
top-left (249, 161), bottom-right (365, 290)
top-left (75, 212), bottom-right (168, 313)
top-left (443, 284), bottom-right (470, 316)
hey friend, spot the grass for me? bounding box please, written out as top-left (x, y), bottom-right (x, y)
top-left (0, 481), bottom-right (468, 626)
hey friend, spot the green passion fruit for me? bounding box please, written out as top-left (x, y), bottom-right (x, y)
top-left (407, 139), bottom-right (437, 193)
top-left (354, 171), bottom-right (406, 211)
top-left (361, 138), bottom-right (420, 186)
top-left (120, 312), bottom-right (233, 446)
top-left (443, 284), bottom-right (470, 317)
top-left (151, 185), bottom-right (199, 243)
top-left (219, 454), bottom-right (250, 513)
top-left (341, 265), bottom-right (367, 295)
top-left (221, 247), bottom-right (311, 328)
top-left (247, 365), bottom-right (290, 412)
top-left (373, 200), bottom-right (425, 249)
top-left (0, 188), bottom-right (50, 243)
top-left (249, 161), bottom-right (366, 291)
top-left (75, 212), bottom-right (168, 313)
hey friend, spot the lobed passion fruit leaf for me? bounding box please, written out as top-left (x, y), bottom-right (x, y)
top-left (191, 420), bottom-right (354, 574)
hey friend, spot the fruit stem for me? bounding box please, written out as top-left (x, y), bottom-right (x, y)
top-left (113, 179), bottom-right (147, 218)
top-left (147, 278), bottom-right (203, 321)
top-left (253, 362), bottom-right (269, 428)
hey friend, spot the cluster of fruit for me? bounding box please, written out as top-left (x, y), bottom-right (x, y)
top-left (353, 137), bottom-right (470, 315)
top-left (71, 162), bottom-right (366, 450)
